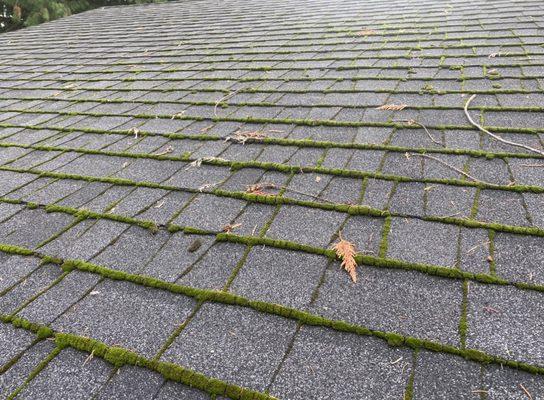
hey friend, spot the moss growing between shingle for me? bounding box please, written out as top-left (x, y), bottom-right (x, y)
top-left (403, 349), bottom-right (418, 400)
top-left (378, 216), bottom-right (392, 257)
top-left (459, 280), bottom-right (469, 349)
top-left (54, 332), bottom-right (275, 399)
top-left (5, 346), bottom-right (62, 400)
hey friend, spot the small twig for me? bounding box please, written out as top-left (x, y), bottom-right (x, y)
top-left (464, 94), bottom-right (544, 156)
top-left (520, 163), bottom-right (544, 168)
top-left (408, 153), bottom-right (499, 187)
top-left (153, 145), bottom-right (174, 156)
top-left (282, 186), bottom-right (335, 204)
top-left (390, 357), bottom-right (403, 365)
top-left (246, 182), bottom-right (335, 203)
top-left (393, 119), bottom-right (443, 146)
top-left (520, 383), bottom-right (533, 400)
top-left (437, 211), bottom-right (463, 219)
top-left (214, 88), bottom-right (245, 116)
top-left (83, 350), bottom-right (95, 366)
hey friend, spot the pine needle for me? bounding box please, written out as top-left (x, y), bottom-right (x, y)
top-left (376, 104), bottom-right (407, 111)
top-left (332, 233), bottom-right (358, 282)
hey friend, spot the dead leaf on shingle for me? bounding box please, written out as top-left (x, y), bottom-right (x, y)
top-left (185, 156), bottom-right (228, 170)
top-left (246, 182), bottom-right (278, 195)
top-left (171, 111), bottom-right (185, 119)
top-left (222, 223), bottom-right (242, 233)
top-left (355, 29), bottom-right (377, 36)
top-left (332, 233), bottom-right (358, 282)
top-left (376, 104), bottom-right (408, 111)
top-left (225, 130), bottom-right (267, 144)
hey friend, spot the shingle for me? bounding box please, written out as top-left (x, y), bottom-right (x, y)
top-left (0, 340), bottom-right (57, 399)
top-left (92, 225), bottom-right (169, 274)
top-left (467, 283), bottom-right (544, 366)
top-left (270, 326), bottom-right (411, 400)
top-left (412, 351), bottom-right (482, 399)
top-left (231, 247), bottom-right (328, 308)
top-left (40, 219), bottom-right (128, 261)
top-left (314, 266), bottom-right (462, 345)
top-left (387, 218), bottom-right (458, 267)
top-left (0, 263), bottom-right (64, 315)
top-left (53, 279), bottom-right (196, 357)
top-left (266, 205), bottom-right (345, 247)
top-left (0, 209), bottom-right (75, 249)
top-left (161, 303), bottom-right (298, 391)
top-left (17, 270), bottom-right (101, 324)
top-left (177, 242), bottom-right (247, 290)
top-left (0, 323), bottom-right (36, 369)
top-left (16, 347), bottom-right (113, 400)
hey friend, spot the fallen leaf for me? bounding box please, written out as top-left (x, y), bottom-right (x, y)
top-left (222, 223), bottom-right (242, 233)
top-left (246, 182), bottom-right (277, 195)
top-left (185, 157), bottom-right (228, 170)
top-left (332, 233), bottom-right (358, 282)
top-left (171, 111), bottom-right (185, 119)
top-left (225, 130), bottom-right (267, 144)
top-left (376, 104), bottom-right (407, 111)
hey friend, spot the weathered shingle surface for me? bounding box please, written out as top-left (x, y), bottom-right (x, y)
top-left (1, 0), bottom-right (544, 398)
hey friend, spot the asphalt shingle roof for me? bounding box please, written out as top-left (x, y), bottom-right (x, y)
top-left (1, 0), bottom-right (544, 398)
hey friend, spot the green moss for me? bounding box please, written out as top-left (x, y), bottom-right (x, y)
top-left (6, 346), bottom-right (62, 400)
top-left (54, 332), bottom-right (273, 399)
top-left (403, 350), bottom-right (418, 400)
top-left (378, 216), bottom-right (391, 257)
top-left (459, 280), bottom-right (469, 349)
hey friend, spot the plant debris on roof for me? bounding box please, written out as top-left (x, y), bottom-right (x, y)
top-left (1, 0), bottom-right (544, 399)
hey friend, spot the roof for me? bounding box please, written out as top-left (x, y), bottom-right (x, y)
top-left (1, 0), bottom-right (544, 398)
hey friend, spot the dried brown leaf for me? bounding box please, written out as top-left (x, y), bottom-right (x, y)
top-left (171, 111), bottom-right (185, 119)
top-left (222, 223), bottom-right (242, 233)
top-left (376, 104), bottom-right (408, 111)
top-left (226, 130), bottom-right (267, 144)
top-left (246, 182), bottom-right (278, 195)
top-left (333, 234), bottom-right (358, 282)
